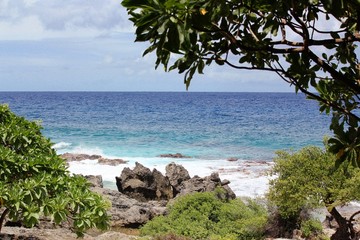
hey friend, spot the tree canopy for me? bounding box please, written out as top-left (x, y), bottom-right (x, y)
top-left (121, 0), bottom-right (360, 166)
top-left (0, 105), bottom-right (110, 237)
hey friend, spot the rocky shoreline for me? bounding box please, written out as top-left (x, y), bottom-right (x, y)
top-left (2, 158), bottom-right (360, 240)
top-left (1, 162), bottom-right (236, 239)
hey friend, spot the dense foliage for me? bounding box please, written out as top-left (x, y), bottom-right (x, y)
top-left (268, 146), bottom-right (360, 239)
top-left (0, 104), bottom-right (110, 236)
top-left (121, 0), bottom-right (360, 166)
top-left (140, 191), bottom-right (268, 240)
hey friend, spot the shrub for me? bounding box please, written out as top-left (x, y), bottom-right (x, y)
top-left (300, 219), bottom-right (323, 239)
top-left (0, 104), bottom-right (110, 237)
top-left (267, 145), bottom-right (360, 239)
top-left (140, 191), bottom-right (268, 240)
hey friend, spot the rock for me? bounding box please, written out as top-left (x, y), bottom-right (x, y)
top-left (152, 168), bottom-right (174, 200)
top-left (95, 231), bottom-right (139, 240)
top-left (60, 153), bottom-right (101, 161)
top-left (1, 226), bottom-right (140, 240)
top-left (117, 162), bottom-right (236, 201)
top-left (178, 172), bottom-right (236, 200)
top-left (116, 162), bottom-right (173, 202)
top-left (98, 157), bottom-right (127, 165)
top-left (60, 153), bottom-right (128, 165)
top-left (227, 157), bottom-right (239, 162)
top-left (92, 187), bottom-right (167, 228)
top-left (165, 162), bottom-right (191, 194)
top-left (221, 179), bottom-right (231, 186)
top-left (84, 175), bottom-right (104, 188)
top-left (158, 153), bottom-right (191, 158)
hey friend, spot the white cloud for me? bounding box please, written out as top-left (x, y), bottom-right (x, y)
top-left (0, 0), bottom-right (131, 40)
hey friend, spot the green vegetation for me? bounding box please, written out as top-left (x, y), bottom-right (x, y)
top-left (300, 219), bottom-right (324, 239)
top-left (121, 0), bottom-right (360, 166)
top-left (0, 105), bottom-right (110, 237)
top-left (268, 145), bottom-right (360, 239)
top-left (140, 191), bottom-right (268, 240)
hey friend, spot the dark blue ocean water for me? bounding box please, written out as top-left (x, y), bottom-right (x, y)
top-left (0, 92), bottom-right (330, 161)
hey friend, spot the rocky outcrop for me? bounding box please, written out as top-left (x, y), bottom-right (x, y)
top-left (84, 175), bottom-right (104, 188)
top-left (115, 162), bottom-right (173, 202)
top-left (116, 162), bottom-right (236, 202)
top-left (60, 153), bottom-right (128, 165)
top-left (176, 172), bottom-right (236, 200)
top-left (97, 157), bottom-right (128, 166)
top-left (165, 162), bottom-right (191, 194)
top-left (60, 153), bottom-right (102, 161)
top-left (92, 187), bottom-right (167, 228)
top-left (83, 174), bottom-right (167, 228)
top-left (158, 153), bottom-right (191, 158)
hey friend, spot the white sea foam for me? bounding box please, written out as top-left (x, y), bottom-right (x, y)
top-left (68, 145), bottom-right (105, 156)
top-left (52, 142), bottom-right (72, 150)
top-left (67, 155), bottom-right (273, 198)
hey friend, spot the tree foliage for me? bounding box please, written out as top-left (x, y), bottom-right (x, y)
top-left (121, 0), bottom-right (360, 166)
top-left (268, 146), bottom-right (360, 239)
top-left (140, 191), bottom-right (268, 240)
top-left (0, 104), bottom-right (110, 237)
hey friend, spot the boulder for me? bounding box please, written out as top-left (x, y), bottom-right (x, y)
top-left (165, 162), bottom-right (191, 194)
top-left (227, 157), bottom-right (239, 162)
top-left (92, 187), bottom-right (167, 228)
top-left (84, 175), bottom-right (104, 188)
top-left (116, 162), bottom-right (173, 202)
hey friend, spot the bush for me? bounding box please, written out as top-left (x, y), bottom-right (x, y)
top-left (0, 104), bottom-right (110, 236)
top-left (140, 191), bottom-right (268, 240)
top-left (267, 145), bottom-right (360, 239)
top-left (300, 219), bottom-right (323, 239)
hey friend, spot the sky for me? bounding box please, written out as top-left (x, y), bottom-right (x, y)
top-left (0, 0), bottom-right (293, 92)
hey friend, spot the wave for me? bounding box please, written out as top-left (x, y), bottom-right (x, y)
top-left (52, 142), bottom-right (72, 150)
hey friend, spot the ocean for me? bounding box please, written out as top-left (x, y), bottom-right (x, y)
top-left (0, 92), bottom-right (331, 196)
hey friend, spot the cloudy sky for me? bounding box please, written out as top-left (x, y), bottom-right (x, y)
top-left (0, 0), bottom-right (292, 92)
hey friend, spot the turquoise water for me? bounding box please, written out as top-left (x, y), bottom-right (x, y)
top-left (0, 92), bottom-right (330, 161)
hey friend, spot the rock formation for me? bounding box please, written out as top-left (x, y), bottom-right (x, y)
top-left (60, 153), bottom-right (128, 165)
top-left (165, 162), bottom-right (191, 194)
top-left (116, 162), bottom-right (236, 202)
top-left (115, 162), bottom-right (173, 202)
top-left (158, 153), bottom-right (191, 158)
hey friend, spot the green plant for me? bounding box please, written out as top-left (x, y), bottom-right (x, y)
top-left (0, 104), bottom-right (110, 237)
top-left (268, 145), bottom-right (360, 239)
top-left (121, 0), bottom-right (360, 166)
top-left (301, 219), bottom-right (323, 239)
top-left (140, 192), bottom-right (268, 240)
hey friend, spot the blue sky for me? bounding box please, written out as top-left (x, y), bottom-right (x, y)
top-left (0, 0), bottom-right (293, 92)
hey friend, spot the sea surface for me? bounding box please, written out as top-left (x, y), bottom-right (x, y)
top-left (0, 92), bottom-right (331, 196)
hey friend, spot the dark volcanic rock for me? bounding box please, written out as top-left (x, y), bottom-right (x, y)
top-left (116, 162), bottom-right (173, 202)
top-left (165, 162), bottom-right (191, 194)
top-left (117, 162), bottom-right (236, 202)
